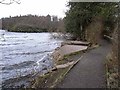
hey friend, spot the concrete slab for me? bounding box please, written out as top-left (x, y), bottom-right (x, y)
top-left (52, 45), bottom-right (88, 62)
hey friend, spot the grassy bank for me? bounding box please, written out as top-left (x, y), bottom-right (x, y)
top-left (28, 43), bottom-right (100, 88)
top-left (29, 50), bottom-right (85, 88)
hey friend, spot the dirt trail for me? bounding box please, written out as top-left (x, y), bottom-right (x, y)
top-left (57, 40), bottom-right (111, 88)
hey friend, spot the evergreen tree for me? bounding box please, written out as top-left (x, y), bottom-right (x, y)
top-left (64, 2), bottom-right (118, 41)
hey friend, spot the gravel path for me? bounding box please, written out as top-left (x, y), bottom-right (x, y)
top-left (57, 40), bottom-right (111, 88)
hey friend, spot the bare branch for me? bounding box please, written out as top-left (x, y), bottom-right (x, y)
top-left (13, 0), bottom-right (21, 4)
top-left (0, 0), bottom-right (21, 5)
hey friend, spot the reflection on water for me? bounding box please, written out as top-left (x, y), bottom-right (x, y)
top-left (0, 30), bottom-right (63, 83)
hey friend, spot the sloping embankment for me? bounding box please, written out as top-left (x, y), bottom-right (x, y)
top-left (29, 41), bottom-right (89, 88)
top-left (51, 41), bottom-right (89, 63)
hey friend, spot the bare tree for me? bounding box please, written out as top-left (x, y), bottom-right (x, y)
top-left (0, 0), bottom-right (20, 5)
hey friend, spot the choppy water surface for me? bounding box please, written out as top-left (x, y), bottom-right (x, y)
top-left (0, 30), bottom-right (63, 83)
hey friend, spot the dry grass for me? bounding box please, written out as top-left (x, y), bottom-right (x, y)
top-left (29, 49), bottom-right (87, 88)
top-left (106, 54), bottom-right (119, 88)
top-left (30, 67), bottom-right (70, 88)
top-left (106, 24), bottom-right (119, 88)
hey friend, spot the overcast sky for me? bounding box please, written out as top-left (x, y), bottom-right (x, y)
top-left (0, 0), bottom-right (69, 19)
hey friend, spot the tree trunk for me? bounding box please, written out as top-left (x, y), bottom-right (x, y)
top-left (85, 16), bottom-right (104, 45)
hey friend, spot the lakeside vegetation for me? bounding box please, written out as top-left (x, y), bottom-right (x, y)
top-left (64, 2), bottom-right (119, 88)
top-left (0, 1), bottom-right (119, 89)
top-left (2, 15), bottom-right (65, 33)
top-left (64, 2), bottom-right (118, 42)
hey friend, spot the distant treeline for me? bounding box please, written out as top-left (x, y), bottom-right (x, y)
top-left (1, 14), bottom-right (65, 33)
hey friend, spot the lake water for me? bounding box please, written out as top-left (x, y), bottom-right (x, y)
top-left (0, 30), bottom-right (64, 84)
